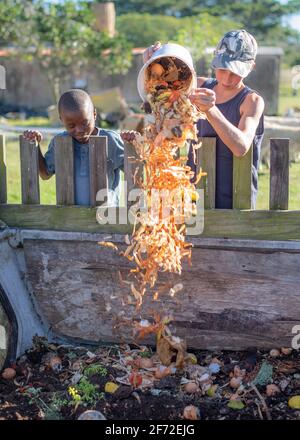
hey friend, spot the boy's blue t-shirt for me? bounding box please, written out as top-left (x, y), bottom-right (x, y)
top-left (44, 128), bottom-right (124, 206)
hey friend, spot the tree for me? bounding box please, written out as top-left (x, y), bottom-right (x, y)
top-left (114, 0), bottom-right (187, 16)
top-left (0, 0), bottom-right (32, 46)
top-left (175, 13), bottom-right (241, 60)
top-left (116, 13), bottom-right (184, 48)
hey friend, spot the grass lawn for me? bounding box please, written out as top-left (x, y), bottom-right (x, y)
top-left (278, 69), bottom-right (300, 116)
top-left (278, 95), bottom-right (300, 116)
top-left (256, 162), bottom-right (300, 210)
top-left (3, 137), bottom-right (299, 210)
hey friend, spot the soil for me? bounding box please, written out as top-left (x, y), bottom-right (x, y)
top-left (0, 337), bottom-right (299, 420)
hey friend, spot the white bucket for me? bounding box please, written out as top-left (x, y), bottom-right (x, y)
top-left (137, 43), bottom-right (197, 102)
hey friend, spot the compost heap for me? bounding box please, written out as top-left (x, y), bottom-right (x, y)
top-left (120, 56), bottom-right (205, 308)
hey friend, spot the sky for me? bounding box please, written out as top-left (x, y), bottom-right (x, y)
top-left (46, 0), bottom-right (300, 31)
top-left (284, 14), bottom-right (300, 30)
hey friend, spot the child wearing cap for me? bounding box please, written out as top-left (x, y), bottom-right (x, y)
top-left (133, 30), bottom-right (264, 209)
top-left (23, 89), bottom-right (124, 206)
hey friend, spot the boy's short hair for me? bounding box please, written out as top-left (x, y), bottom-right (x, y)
top-left (58, 89), bottom-right (94, 114)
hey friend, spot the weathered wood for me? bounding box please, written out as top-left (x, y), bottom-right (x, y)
top-left (89, 136), bottom-right (107, 206)
top-left (124, 141), bottom-right (143, 205)
top-left (196, 137), bottom-right (216, 209)
top-left (23, 238), bottom-right (300, 349)
top-left (54, 136), bottom-right (74, 205)
top-left (1, 205), bottom-right (300, 240)
top-left (233, 145), bottom-right (253, 209)
top-left (0, 135), bottom-right (7, 204)
top-left (19, 136), bottom-right (40, 204)
top-left (270, 138), bottom-right (289, 210)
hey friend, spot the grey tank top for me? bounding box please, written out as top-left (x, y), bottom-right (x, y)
top-left (187, 78), bottom-right (264, 209)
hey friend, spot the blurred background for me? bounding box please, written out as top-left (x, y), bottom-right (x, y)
top-left (0, 0), bottom-right (300, 208)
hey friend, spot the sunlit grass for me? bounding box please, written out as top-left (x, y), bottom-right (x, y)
top-left (5, 117), bottom-right (55, 128)
top-left (6, 138), bottom-right (56, 205)
top-left (256, 162), bottom-right (300, 210)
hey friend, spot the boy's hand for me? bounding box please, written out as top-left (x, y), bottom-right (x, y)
top-left (189, 88), bottom-right (216, 113)
top-left (143, 41), bottom-right (161, 63)
top-left (120, 131), bottom-right (138, 143)
top-left (23, 130), bottom-right (42, 144)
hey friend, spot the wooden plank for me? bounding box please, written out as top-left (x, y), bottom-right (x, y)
top-left (1, 205), bottom-right (300, 240)
top-left (23, 238), bottom-right (300, 349)
top-left (89, 136), bottom-right (107, 206)
top-left (233, 145), bottom-right (253, 209)
top-left (0, 135), bottom-right (7, 204)
top-left (195, 137), bottom-right (216, 209)
top-left (19, 135), bottom-right (40, 204)
top-left (270, 138), bottom-right (289, 210)
top-left (54, 136), bottom-right (74, 205)
top-left (124, 141), bottom-right (143, 205)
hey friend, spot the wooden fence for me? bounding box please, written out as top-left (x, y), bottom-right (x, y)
top-left (0, 134), bottom-right (298, 240)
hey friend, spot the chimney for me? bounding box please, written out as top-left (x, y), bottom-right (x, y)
top-left (92, 2), bottom-right (116, 37)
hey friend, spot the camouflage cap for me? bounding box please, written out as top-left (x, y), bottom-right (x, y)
top-left (211, 29), bottom-right (257, 78)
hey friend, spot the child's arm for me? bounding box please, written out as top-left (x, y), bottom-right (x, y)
top-left (23, 130), bottom-right (52, 180)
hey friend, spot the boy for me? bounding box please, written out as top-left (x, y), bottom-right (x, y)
top-left (24, 89), bottom-right (124, 205)
top-left (125, 30), bottom-right (264, 209)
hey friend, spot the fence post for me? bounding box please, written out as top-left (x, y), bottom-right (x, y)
top-left (269, 138), bottom-right (289, 210)
top-left (54, 136), bottom-right (74, 205)
top-left (89, 136), bottom-right (108, 206)
top-left (233, 145), bottom-right (253, 209)
top-left (0, 134), bottom-right (7, 204)
top-left (19, 135), bottom-right (40, 204)
top-left (195, 137), bottom-right (216, 209)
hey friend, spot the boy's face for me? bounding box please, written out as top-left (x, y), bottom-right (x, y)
top-left (60, 106), bottom-right (97, 143)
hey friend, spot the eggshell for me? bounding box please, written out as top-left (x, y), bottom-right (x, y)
top-left (281, 347), bottom-right (292, 356)
top-left (269, 349), bottom-right (280, 358)
top-left (230, 377), bottom-right (242, 389)
top-left (184, 382), bottom-right (200, 394)
top-left (138, 358), bottom-right (154, 369)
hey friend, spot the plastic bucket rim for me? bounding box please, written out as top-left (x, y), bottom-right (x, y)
top-left (137, 44), bottom-right (197, 101)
